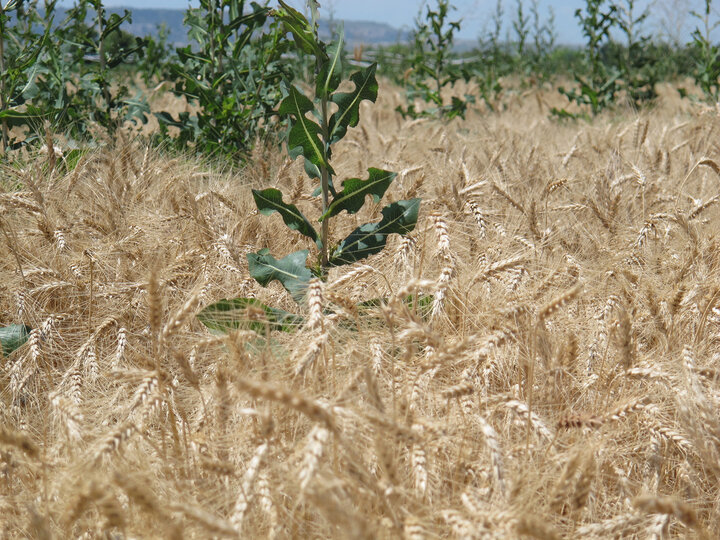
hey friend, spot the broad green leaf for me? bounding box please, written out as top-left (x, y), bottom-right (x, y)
top-left (122, 92), bottom-right (150, 125)
top-left (0, 107), bottom-right (45, 128)
top-left (20, 63), bottom-right (42, 101)
top-left (9, 24), bottom-right (51, 73)
top-left (330, 199), bottom-right (421, 266)
top-left (247, 249), bottom-right (314, 304)
top-left (315, 29), bottom-right (344, 99)
top-left (154, 111), bottom-right (185, 129)
top-left (252, 188), bottom-right (319, 245)
top-left (227, 6), bottom-right (270, 33)
top-left (319, 168), bottom-right (396, 222)
top-left (275, 0), bottom-right (323, 57)
top-left (0, 325), bottom-right (30, 358)
top-left (329, 63), bottom-right (378, 143)
top-left (197, 297), bottom-right (302, 334)
top-left (279, 85), bottom-right (332, 177)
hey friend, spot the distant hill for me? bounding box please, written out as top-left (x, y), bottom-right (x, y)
top-left (14, 7), bottom-right (435, 49)
top-left (111, 7), bottom-right (412, 47)
top-left (317, 19), bottom-right (411, 46)
top-left (44, 8), bottom-right (190, 47)
top-left (109, 8), bottom-right (189, 46)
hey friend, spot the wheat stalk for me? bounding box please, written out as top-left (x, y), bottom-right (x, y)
top-left (230, 441), bottom-right (268, 531)
top-left (298, 425), bottom-right (330, 493)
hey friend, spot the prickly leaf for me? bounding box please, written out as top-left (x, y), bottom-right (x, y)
top-left (330, 199), bottom-right (421, 266)
top-left (279, 85), bottom-right (332, 177)
top-left (315, 29), bottom-right (344, 99)
top-left (0, 325), bottom-right (30, 358)
top-left (275, 0), bottom-right (323, 57)
top-left (252, 188), bottom-right (319, 245)
top-left (329, 63), bottom-right (378, 143)
top-left (247, 249), bottom-right (314, 304)
top-left (0, 106), bottom-right (45, 128)
top-left (319, 168), bottom-right (396, 222)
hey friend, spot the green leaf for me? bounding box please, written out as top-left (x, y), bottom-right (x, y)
top-left (10, 24), bottom-right (51, 73)
top-left (197, 297), bottom-right (302, 335)
top-left (227, 6), bottom-right (270, 33)
top-left (247, 249), bottom-right (314, 304)
top-left (319, 168), bottom-right (396, 222)
top-left (315, 29), bottom-right (344, 99)
top-left (252, 188), bottom-right (319, 245)
top-left (275, 0), bottom-right (323, 57)
top-left (0, 325), bottom-right (30, 358)
top-left (330, 198), bottom-right (421, 266)
top-left (329, 63), bottom-right (378, 143)
top-left (279, 85), bottom-right (332, 177)
top-left (0, 107), bottom-right (45, 128)
top-left (100, 11), bottom-right (132, 41)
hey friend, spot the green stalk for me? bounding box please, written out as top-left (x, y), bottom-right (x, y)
top-left (309, 1), bottom-right (330, 270)
top-left (320, 94), bottom-right (330, 269)
top-left (0, 2), bottom-right (7, 155)
top-left (95, 1), bottom-right (113, 129)
top-left (215, 0), bottom-right (224, 75)
top-left (207, 1), bottom-right (220, 137)
top-left (209, 0), bottom-right (217, 81)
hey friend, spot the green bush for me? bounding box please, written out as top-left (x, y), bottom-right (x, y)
top-left (0, 0), bottom-right (148, 153)
top-left (397, 0), bottom-right (473, 120)
top-left (554, 0), bottom-right (619, 118)
top-left (248, 1), bottom-right (420, 300)
top-left (688, 0), bottom-right (720, 101)
top-left (155, 0), bottom-right (291, 161)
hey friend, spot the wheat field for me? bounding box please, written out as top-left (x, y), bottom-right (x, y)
top-left (1, 81), bottom-right (720, 539)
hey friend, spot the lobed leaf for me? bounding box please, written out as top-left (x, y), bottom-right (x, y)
top-left (100, 11), bottom-right (132, 41)
top-left (0, 106), bottom-right (45, 128)
top-left (330, 198), bottom-right (421, 266)
top-left (279, 85), bottom-right (332, 177)
top-left (319, 168), bottom-right (396, 222)
top-left (315, 29), bottom-right (344, 99)
top-left (252, 188), bottom-right (319, 246)
top-left (275, 0), bottom-right (323, 57)
top-left (329, 63), bottom-right (378, 143)
top-left (247, 249), bottom-right (314, 304)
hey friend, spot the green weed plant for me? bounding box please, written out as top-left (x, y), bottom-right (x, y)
top-left (397, 0), bottom-right (473, 120)
top-left (198, 1), bottom-right (421, 332)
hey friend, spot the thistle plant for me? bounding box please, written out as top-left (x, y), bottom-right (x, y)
top-left (0, 0), bottom-right (51, 154)
top-left (554, 0), bottom-right (619, 118)
top-left (475, 0), bottom-right (506, 111)
top-left (244, 1), bottom-right (421, 304)
top-left (513, 0), bottom-right (530, 65)
top-left (689, 0), bottom-right (720, 101)
top-left (613, 0), bottom-right (658, 106)
top-left (156, 0), bottom-right (289, 159)
top-left (398, 0), bottom-right (473, 120)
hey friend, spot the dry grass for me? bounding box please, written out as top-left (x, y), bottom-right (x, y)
top-left (1, 81), bottom-right (720, 538)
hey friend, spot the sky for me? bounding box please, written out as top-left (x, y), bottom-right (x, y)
top-left (100, 0), bottom-right (709, 45)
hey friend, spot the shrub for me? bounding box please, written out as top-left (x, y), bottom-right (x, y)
top-left (155, 0), bottom-right (291, 161)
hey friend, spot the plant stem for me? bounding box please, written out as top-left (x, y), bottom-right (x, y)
top-left (95, 1), bottom-right (113, 129)
top-left (0, 3), bottom-right (8, 155)
top-left (207, 1), bottom-right (220, 137)
top-left (320, 94), bottom-right (330, 269)
top-left (312, 2), bottom-right (331, 271)
top-left (209, 1), bottom-right (217, 81)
